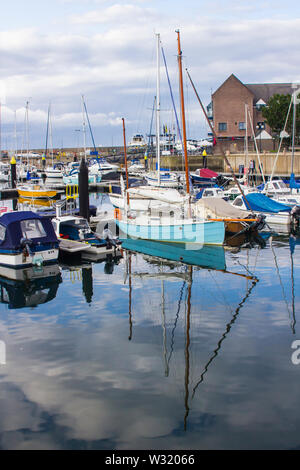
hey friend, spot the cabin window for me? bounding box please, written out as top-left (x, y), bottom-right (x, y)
top-left (0, 224), bottom-right (6, 242)
top-left (234, 198), bottom-right (243, 207)
top-left (21, 219), bottom-right (47, 239)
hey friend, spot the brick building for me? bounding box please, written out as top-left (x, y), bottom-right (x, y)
top-left (208, 74), bottom-right (293, 153)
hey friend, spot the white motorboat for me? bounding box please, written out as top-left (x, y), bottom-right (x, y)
top-left (52, 215), bottom-right (121, 259)
top-left (0, 211), bottom-right (59, 268)
top-left (0, 163), bottom-right (10, 182)
top-left (231, 192), bottom-right (300, 230)
top-left (145, 170), bottom-right (180, 188)
top-left (128, 134), bottom-right (147, 148)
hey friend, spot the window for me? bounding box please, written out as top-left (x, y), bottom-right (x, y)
top-left (233, 197), bottom-right (243, 207)
top-left (239, 122), bottom-right (246, 130)
top-left (218, 122), bottom-right (227, 131)
top-left (21, 219), bottom-right (47, 239)
top-left (0, 224), bottom-right (6, 242)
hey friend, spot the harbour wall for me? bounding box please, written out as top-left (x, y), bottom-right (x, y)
top-left (148, 152), bottom-right (300, 176)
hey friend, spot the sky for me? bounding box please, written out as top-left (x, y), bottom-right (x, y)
top-left (0, 0), bottom-right (300, 150)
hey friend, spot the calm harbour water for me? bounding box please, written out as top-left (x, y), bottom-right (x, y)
top-left (0, 194), bottom-right (299, 450)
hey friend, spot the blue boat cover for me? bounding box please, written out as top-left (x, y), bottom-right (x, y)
top-left (289, 173), bottom-right (300, 189)
top-left (0, 211), bottom-right (58, 251)
top-left (243, 193), bottom-right (291, 213)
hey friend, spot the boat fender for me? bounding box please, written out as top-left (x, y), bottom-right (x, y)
top-left (114, 208), bottom-right (122, 220)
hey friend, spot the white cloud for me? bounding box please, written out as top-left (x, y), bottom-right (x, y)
top-left (1, 3), bottom-right (300, 147)
top-left (70, 3), bottom-right (157, 25)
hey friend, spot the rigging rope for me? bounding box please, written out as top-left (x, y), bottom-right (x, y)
top-left (161, 44), bottom-right (184, 165)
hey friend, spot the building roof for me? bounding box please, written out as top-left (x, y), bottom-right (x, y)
top-left (212, 74), bottom-right (293, 103)
top-left (244, 83), bottom-right (293, 103)
top-left (212, 73), bottom-right (253, 97)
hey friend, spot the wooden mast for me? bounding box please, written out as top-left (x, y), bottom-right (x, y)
top-left (176, 30), bottom-right (190, 195)
top-left (186, 68), bottom-right (253, 211)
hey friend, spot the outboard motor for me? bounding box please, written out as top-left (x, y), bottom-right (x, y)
top-left (255, 214), bottom-right (266, 232)
top-left (20, 237), bottom-right (34, 260)
top-left (291, 205), bottom-right (300, 227)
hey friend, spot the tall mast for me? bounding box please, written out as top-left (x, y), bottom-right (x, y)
top-left (14, 110), bottom-right (17, 157)
top-left (45, 103), bottom-right (50, 160)
top-left (156, 33), bottom-right (161, 185)
top-left (81, 95), bottom-right (87, 159)
top-left (25, 101), bottom-right (29, 163)
top-left (176, 30), bottom-right (190, 194)
top-left (122, 117), bottom-right (130, 206)
top-left (0, 101), bottom-right (2, 159)
top-left (245, 103), bottom-right (248, 171)
top-left (291, 91), bottom-right (297, 175)
top-left (49, 103), bottom-right (54, 166)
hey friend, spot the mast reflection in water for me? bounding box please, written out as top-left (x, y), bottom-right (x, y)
top-left (0, 233), bottom-right (299, 450)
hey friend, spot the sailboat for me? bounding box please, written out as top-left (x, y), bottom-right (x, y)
top-left (144, 33), bottom-right (180, 189)
top-left (115, 31), bottom-right (225, 246)
top-left (41, 103), bottom-right (64, 181)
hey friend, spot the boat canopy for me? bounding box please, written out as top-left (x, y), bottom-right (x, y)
top-left (0, 211), bottom-right (58, 251)
top-left (127, 187), bottom-right (188, 204)
top-left (289, 173), bottom-right (300, 189)
top-left (243, 193), bottom-right (291, 213)
top-left (196, 198), bottom-right (253, 219)
top-left (198, 168), bottom-right (218, 178)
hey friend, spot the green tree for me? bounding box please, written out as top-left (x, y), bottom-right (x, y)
top-left (262, 93), bottom-right (300, 140)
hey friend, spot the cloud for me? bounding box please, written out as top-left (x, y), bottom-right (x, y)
top-left (1, 2), bottom-right (300, 147)
top-left (70, 3), bottom-right (157, 25)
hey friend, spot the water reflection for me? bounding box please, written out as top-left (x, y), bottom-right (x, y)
top-left (0, 227), bottom-right (299, 449)
top-left (0, 264), bottom-right (62, 309)
top-left (122, 239), bottom-right (260, 432)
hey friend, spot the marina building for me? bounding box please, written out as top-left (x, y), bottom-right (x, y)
top-left (208, 74), bottom-right (293, 153)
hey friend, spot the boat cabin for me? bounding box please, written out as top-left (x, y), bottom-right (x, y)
top-left (52, 216), bottom-right (93, 241)
top-left (0, 211), bottom-right (59, 267)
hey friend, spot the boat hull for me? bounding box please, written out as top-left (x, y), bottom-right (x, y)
top-left (0, 248), bottom-right (59, 269)
top-left (117, 219), bottom-right (225, 245)
top-left (17, 188), bottom-right (57, 199)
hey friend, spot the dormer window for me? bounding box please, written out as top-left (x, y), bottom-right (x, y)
top-left (256, 98), bottom-right (266, 111)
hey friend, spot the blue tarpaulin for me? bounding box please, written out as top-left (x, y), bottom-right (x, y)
top-left (243, 193), bottom-right (291, 213)
top-left (289, 173), bottom-right (300, 189)
top-left (0, 211), bottom-right (58, 251)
